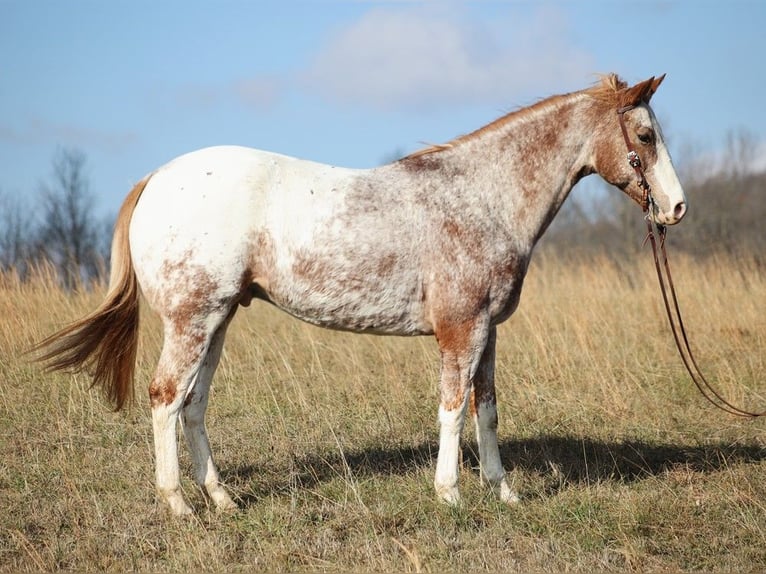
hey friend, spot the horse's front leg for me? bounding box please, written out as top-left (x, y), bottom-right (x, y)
top-left (471, 326), bottom-right (519, 503)
top-left (433, 314), bottom-right (491, 505)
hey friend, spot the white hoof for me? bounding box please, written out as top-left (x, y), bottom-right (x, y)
top-left (499, 480), bottom-right (520, 504)
top-left (435, 483), bottom-right (461, 506)
top-left (160, 489), bottom-right (194, 517)
top-left (208, 486), bottom-right (238, 512)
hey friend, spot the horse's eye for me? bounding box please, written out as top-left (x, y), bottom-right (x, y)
top-left (637, 130), bottom-right (654, 145)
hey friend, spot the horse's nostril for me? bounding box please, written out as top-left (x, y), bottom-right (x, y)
top-left (674, 201), bottom-right (687, 220)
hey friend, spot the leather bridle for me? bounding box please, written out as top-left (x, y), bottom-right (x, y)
top-left (617, 104), bottom-right (652, 212)
top-left (617, 104), bottom-right (765, 418)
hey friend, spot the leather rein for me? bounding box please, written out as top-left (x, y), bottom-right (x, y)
top-left (617, 104), bottom-right (765, 418)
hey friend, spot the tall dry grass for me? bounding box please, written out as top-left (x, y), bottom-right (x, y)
top-left (1, 252), bottom-right (765, 572)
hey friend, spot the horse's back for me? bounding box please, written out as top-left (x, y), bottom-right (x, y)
top-left (133, 145), bottom-right (353, 247)
top-left (126, 145), bottom-right (433, 335)
top-left (137, 145), bottom-right (354, 218)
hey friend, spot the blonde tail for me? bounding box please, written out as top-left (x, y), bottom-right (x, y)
top-left (33, 176), bottom-right (151, 411)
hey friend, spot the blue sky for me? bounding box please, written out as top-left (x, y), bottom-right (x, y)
top-left (2, 0), bottom-right (765, 217)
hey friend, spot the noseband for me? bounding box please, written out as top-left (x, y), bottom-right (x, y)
top-left (616, 104), bottom-right (652, 212)
top-left (617, 104), bottom-right (765, 418)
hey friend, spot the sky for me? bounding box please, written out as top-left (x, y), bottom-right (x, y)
top-left (1, 0), bottom-right (765, 217)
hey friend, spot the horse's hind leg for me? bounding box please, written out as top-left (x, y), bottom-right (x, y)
top-left (180, 313), bottom-right (237, 511)
top-left (150, 308), bottom-right (232, 516)
top-left (471, 326), bottom-right (518, 503)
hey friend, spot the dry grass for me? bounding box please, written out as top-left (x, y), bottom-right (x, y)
top-left (2, 252), bottom-right (765, 572)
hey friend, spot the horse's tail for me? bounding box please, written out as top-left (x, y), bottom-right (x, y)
top-left (33, 175), bottom-right (151, 411)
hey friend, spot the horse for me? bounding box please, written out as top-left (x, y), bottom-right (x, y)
top-left (35, 73), bottom-right (687, 516)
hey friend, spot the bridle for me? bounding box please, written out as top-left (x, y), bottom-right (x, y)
top-left (617, 104), bottom-right (651, 212)
top-left (617, 104), bottom-right (765, 418)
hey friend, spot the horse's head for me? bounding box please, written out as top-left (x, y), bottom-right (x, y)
top-left (592, 74), bottom-right (687, 226)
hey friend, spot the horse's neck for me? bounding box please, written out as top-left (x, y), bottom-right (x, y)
top-left (413, 93), bottom-right (596, 253)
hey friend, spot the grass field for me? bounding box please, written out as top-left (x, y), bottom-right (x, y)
top-left (2, 252), bottom-right (765, 572)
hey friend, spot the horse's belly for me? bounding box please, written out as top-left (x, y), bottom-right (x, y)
top-left (265, 276), bottom-right (431, 336)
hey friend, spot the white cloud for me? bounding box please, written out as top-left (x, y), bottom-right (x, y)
top-left (298, 5), bottom-right (595, 111)
top-left (176, 6), bottom-right (596, 114)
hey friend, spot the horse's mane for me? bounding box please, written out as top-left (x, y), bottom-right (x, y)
top-left (588, 72), bottom-right (628, 101)
top-left (402, 73), bottom-right (627, 161)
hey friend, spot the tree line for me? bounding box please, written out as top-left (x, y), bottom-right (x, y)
top-left (0, 148), bottom-right (111, 288)
top-left (541, 130), bottom-right (766, 260)
top-left (2, 135), bottom-right (764, 287)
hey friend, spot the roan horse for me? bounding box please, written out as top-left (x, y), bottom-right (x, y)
top-left (36, 74), bottom-right (687, 515)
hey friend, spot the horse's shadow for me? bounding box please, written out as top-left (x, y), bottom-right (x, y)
top-left (224, 434), bottom-right (766, 507)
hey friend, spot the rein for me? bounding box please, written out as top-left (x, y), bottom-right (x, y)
top-left (617, 105), bottom-right (766, 418)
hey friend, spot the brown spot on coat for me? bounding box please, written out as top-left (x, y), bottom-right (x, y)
top-left (291, 251), bottom-right (333, 285)
top-left (375, 253), bottom-right (397, 277)
top-left (398, 153), bottom-right (443, 173)
top-left (158, 254), bottom-right (223, 342)
top-left (149, 374), bottom-right (178, 407)
top-left (435, 318), bottom-right (481, 411)
top-left (442, 219), bottom-right (462, 239)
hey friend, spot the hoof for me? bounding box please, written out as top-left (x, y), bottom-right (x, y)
top-left (161, 491), bottom-right (194, 517)
top-left (210, 488), bottom-right (238, 512)
top-left (435, 484), bottom-right (461, 506)
top-left (499, 480), bottom-right (521, 504)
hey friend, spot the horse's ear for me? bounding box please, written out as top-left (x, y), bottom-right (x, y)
top-left (646, 73), bottom-right (666, 101)
top-left (620, 76), bottom-right (660, 108)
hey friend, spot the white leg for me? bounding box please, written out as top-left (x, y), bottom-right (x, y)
top-left (433, 315), bottom-right (490, 505)
top-left (181, 321), bottom-right (237, 511)
top-left (152, 400), bottom-right (192, 516)
top-left (434, 393), bottom-right (471, 504)
top-left (472, 327), bottom-right (518, 503)
top-left (149, 313), bottom-right (227, 516)
top-left (474, 402), bottom-right (518, 503)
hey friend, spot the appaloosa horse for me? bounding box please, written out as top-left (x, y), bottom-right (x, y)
top-left (37, 74), bottom-right (687, 515)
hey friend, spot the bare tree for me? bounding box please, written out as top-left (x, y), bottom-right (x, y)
top-left (37, 148), bottom-right (107, 288)
top-left (0, 190), bottom-right (36, 274)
